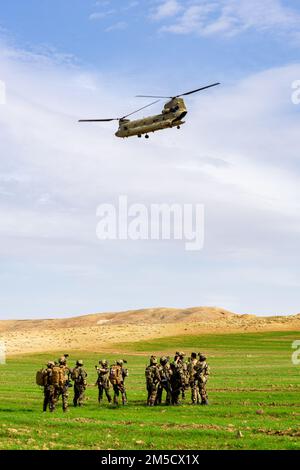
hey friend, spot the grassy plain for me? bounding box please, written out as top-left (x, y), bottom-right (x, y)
top-left (0, 331), bottom-right (299, 450)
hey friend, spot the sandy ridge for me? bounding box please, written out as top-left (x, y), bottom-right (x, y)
top-left (1, 306), bottom-right (300, 355)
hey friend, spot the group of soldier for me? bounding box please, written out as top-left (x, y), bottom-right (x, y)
top-left (40, 351), bottom-right (209, 412)
top-left (145, 351), bottom-right (209, 407)
top-left (40, 355), bottom-right (128, 412)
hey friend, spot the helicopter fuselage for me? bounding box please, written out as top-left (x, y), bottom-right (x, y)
top-left (115, 98), bottom-right (187, 138)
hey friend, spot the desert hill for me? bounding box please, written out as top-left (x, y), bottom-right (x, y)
top-left (0, 306), bottom-right (300, 355)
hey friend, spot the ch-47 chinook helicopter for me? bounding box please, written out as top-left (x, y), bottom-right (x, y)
top-left (79, 82), bottom-right (220, 139)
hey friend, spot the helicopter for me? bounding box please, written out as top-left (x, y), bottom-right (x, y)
top-left (78, 82), bottom-right (220, 139)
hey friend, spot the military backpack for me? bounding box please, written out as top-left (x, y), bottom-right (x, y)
top-left (109, 365), bottom-right (121, 384)
top-left (36, 368), bottom-right (46, 387)
top-left (50, 366), bottom-right (65, 387)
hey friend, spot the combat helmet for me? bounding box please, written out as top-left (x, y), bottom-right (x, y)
top-left (191, 352), bottom-right (197, 359)
top-left (199, 353), bottom-right (206, 361)
top-left (150, 355), bottom-right (158, 365)
top-left (76, 359), bottom-right (83, 366)
top-left (59, 355), bottom-right (67, 365)
top-left (47, 361), bottom-right (55, 368)
top-left (116, 360), bottom-right (124, 366)
top-left (160, 356), bottom-right (168, 365)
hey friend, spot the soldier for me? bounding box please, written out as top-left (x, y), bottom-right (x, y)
top-left (42, 361), bottom-right (56, 412)
top-left (188, 352), bottom-right (201, 404)
top-left (95, 359), bottom-right (112, 404)
top-left (145, 356), bottom-right (161, 406)
top-left (178, 352), bottom-right (189, 400)
top-left (119, 359), bottom-right (129, 403)
top-left (156, 356), bottom-right (172, 405)
top-left (54, 355), bottom-right (72, 412)
top-left (170, 352), bottom-right (186, 405)
top-left (72, 360), bottom-right (87, 407)
top-left (109, 360), bottom-right (127, 406)
top-left (195, 353), bottom-right (210, 405)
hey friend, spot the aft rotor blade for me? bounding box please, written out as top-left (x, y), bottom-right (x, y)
top-left (122, 99), bottom-right (160, 119)
top-left (78, 118), bottom-right (117, 122)
top-left (136, 83), bottom-right (221, 99)
top-left (177, 82), bottom-right (220, 97)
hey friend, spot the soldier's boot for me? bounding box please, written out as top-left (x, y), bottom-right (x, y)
top-left (106, 390), bottom-right (112, 403)
top-left (49, 399), bottom-right (56, 412)
top-left (148, 396), bottom-right (155, 407)
top-left (121, 390), bottom-right (127, 405)
top-left (201, 399), bottom-right (209, 405)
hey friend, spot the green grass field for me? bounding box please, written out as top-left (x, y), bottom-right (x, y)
top-left (0, 331), bottom-right (299, 450)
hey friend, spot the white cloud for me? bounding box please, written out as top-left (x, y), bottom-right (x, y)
top-left (151, 0), bottom-right (182, 20)
top-left (89, 10), bottom-right (115, 21)
top-left (1, 39), bottom-right (300, 316)
top-left (155, 0), bottom-right (300, 40)
top-left (105, 21), bottom-right (127, 32)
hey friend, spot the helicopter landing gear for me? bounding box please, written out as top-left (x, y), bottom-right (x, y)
top-left (138, 134), bottom-right (141, 138)
top-left (177, 125), bottom-right (181, 129)
top-left (145, 134), bottom-right (149, 139)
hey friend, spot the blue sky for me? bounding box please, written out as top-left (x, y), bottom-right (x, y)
top-left (0, 0), bottom-right (300, 318)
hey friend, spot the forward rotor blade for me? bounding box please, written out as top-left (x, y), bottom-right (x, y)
top-left (136, 95), bottom-right (171, 99)
top-left (122, 99), bottom-right (160, 119)
top-left (78, 118), bottom-right (117, 122)
top-left (177, 82), bottom-right (220, 97)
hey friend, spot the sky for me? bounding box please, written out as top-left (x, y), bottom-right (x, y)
top-left (0, 0), bottom-right (300, 319)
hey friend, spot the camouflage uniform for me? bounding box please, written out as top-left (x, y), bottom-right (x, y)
top-left (43, 361), bottom-right (56, 412)
top-left (179, 353), bottom-right (189, 400)
top-left (156, 357), bottom-right (172, 405)
top-left (72, 360), bottom-right (87, 407)
top-left (110, 360), bottom-right (127, 406)
top-left (195, 354), bottom-right (210, 405)
top-left (96, 360), bottom-right (112, 404)
top-left (170, 352), bottom-right (186, 405)
top-left (188, 353), bottom-right (201, 404)
top-left (54, 356), bottom-right (71, 412)
top-left (145, 356), bottom-right (161, 406)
